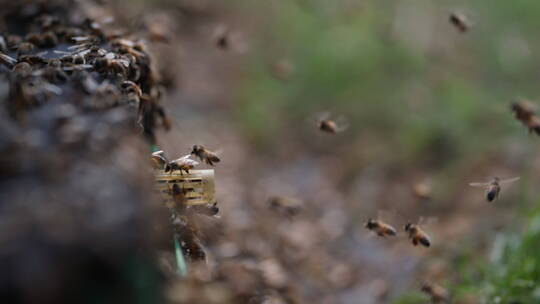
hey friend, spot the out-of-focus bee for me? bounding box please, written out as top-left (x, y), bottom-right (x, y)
top-left (94, 56), bottom-right (130, 77)
top-left (420, 282), bottom-right (449, 303)
top-left (267, 196), bottom-right (303, 217)
top-left (214, 26), bottom-right (230, 50)
top-left (449, 12), bottom-right (471, 33)
top-left (12, 62), bottom-right (33, 78)
top-left (26, 31), bottom-right (58, 48)
top-left (6, 35), bottom-right (22, 51)
top-left (167, 183), bottom-right (188, 214)
top-left (165, 155), bottom-right (199, 175)
top-left (191, 145), bottom-right (221, 166)
top-left (0, 36), bottom-right (7, 53)
top-left (412, 182), bottom-right (431, 200)
top-left (511, 100), bottom-right (540, 135)
top-left (271, 59), bottom-right (295, 81)
top-left (0, 52), bottom-right (17, 69)
top-left (121, 80), bottom-right (142, 106)
top-left (151, 150), bottom-right (168, 169)
top-left (315, 112), bottom-right (348, 134)
top-left (191, 202), bottom-right (220, 217)
top-left (16, 42), bottom-right (35, 56)
top-left (18, 52), bottom-right (48, 65)
top-left (404, 221), bottom-right (431, 247)
top-left (365, 218), bottom-right (397, 237)
top-left (469, 176), bottom-right (520, 202)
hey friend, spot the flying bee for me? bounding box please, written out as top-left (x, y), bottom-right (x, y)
top-left (404, 220), bottom-right (433, 247)
top-left (511, 100), bottom-right (540, 136)
top-left (420, 282), bottom-right (449, 303)
top-left (267, 196), bottom-right (303, 218)
top-left (412, 182), bottom-right (432, 200)
top-left (449, 12), bottom-right (471, 33)
top-left (165, 155), bottom-right (199, 175)
top-left (469, 176), bottom-right (520, 202)
top-left (151, 150), bottom-right (168, 169)
top-left (314, 112), bottom-right (348, 134)
top-left (191, 145), bottom-right (221, 166)
top-left (365, 218), bottom-right (397, 237)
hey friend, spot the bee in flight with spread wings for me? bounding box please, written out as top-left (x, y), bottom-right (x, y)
top-left (404, 217), bottom-right (437, 248)
top-left (312, 112), bottom-right (348, 134)
top-left (469, 177), bottom-right (520, 202)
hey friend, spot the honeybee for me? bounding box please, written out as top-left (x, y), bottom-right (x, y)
top-left (449, 12), bottom-right (471, 33)
top-left (0, 52), bottom-right (17, 69)
top-left (469, 176), bottom-right (520, 202)
top-left (94, 56), bottom-right (130, 77)
top-left (404, 221), bottom-right (431, 247)
top-left (511, 100), bottom-right (540, 135)
top-left (420, 282), bottom-right (449, 303)
top-left (165, 155), bottom-right (199, 175)
top-left (121, 80), bottom-right (142, 105)
top-left (151, 150), bottom-right (168, 169)
top-left (412, 182), bottom-right (431, 200)
top-left (191, 202), bottom-right (220, 217)
top-left (16, 42), bottom-right (35, 56)
top-left (267, 196), bottom-right (303, 217)
top-left (191, 145), bottom-right (221, 166)
top-left (365, 218), bottom-right (397, 237)
top-left (315, 112), bottom-right (348, 134)
top-left (168, 183), bottom-right (188, 214)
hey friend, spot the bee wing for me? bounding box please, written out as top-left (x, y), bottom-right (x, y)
top-left (63, 64), bottom-right (93, 71)
top-left (41, 84), bottom-right (63, 95)
top-left (499, 177), bottom-right (520, 184)
top-left (334, 115), bottom-right (349, 132)
top-left (418, 216), bottom-right (438, 226)
top-left (469, 182), bottom-right (490, 187)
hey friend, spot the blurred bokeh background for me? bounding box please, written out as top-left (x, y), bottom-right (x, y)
top-left (3, 0), bottom-right (540, 303)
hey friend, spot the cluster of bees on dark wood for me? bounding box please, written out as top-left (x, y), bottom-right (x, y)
top-left (0, 13), bottom-right (170, 144)
top-left (151, 145), bottom-right (221, 262)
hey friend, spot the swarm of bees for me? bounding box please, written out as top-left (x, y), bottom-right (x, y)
top-left (0, 11), bottom-right (170, 143)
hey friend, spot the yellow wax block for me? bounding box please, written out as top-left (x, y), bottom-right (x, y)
top-left (155, 169), bottom-right (215, 205)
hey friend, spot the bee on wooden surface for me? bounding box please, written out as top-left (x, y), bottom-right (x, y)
top-left (469, 176), bottom-right (520, 202)
top-left (511, 100), bottom-right (540, 135)
top-left (365, 218), bottom-right (397, 237)
top-left (449, 12), bottom-right (471, 33)
top-left (404, 220), bottom-right (432, 247)
top-left (420, 282), bottom-right (449, 303)
top-left (267, 196), bottom-right (303, 218)
top-left (165, 155), bottom-right (199, 175)
top-left (315, 112), bottom-right (348, 134)
top-left (191, 145), bottom-right (221, 166)
top-left (167, 183), bottom-right (188, 214)
top-left (0, 52), bottom-right (17, 69)
top-left (151, 150), bottom-right (168, 169)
